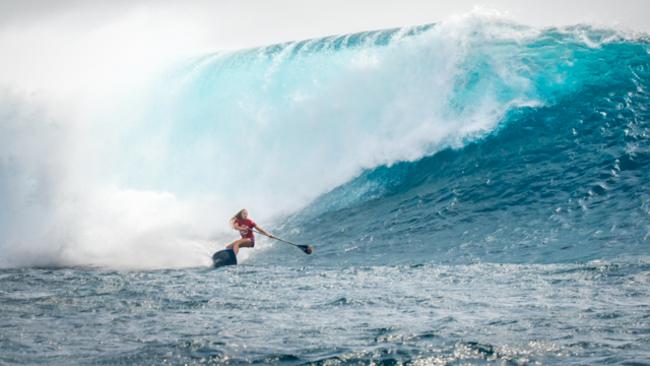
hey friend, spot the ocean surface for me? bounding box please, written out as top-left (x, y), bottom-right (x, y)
top-left (2, 16), bottom-right (650, 365)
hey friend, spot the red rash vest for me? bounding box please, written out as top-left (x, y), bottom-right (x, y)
top-left (235, 218), bottom-right (257, 239)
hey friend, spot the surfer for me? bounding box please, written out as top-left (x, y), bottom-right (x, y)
top-left (226, 209), bottom-right (274, 255)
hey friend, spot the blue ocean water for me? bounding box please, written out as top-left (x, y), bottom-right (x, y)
top-left (2, 18), bottom-right (650, 365)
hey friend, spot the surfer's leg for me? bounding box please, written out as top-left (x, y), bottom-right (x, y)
top-left (238, 238), bottom-right (254, 248)
top-left (227, 238), bottom-right (245, 249)
top-left (226, 238), bottom-right (253, 255)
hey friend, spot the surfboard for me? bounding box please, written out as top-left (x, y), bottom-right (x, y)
top-left (212, 248), bottom-right (237, 268)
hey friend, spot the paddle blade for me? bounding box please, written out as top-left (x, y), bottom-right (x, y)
top-left (299, 245), bottom-right (314, 255)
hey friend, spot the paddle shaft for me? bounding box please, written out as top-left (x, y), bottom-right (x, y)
top-left (254, 230), bottom-right (306, 248)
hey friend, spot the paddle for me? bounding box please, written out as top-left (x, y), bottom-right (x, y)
top-left (254, 230), bottom-right (314, 255)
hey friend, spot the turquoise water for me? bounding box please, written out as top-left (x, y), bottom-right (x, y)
top-left (1, 18), bottom-right (650, 365)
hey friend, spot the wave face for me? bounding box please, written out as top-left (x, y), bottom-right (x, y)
top-left (124, 21), bottom-right (543, 215)
top-left (256, 25), bottom-right (650, 267)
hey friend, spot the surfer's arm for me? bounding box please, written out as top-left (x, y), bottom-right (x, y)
top-left (233, 222), bottom-right (249, 231)
top-left (255, 226), bottom-right (274, 239)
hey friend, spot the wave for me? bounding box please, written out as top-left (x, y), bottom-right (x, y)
top-left (267, 27), bottom-right (650, 266)
top-left (1, 13), bottom-right (649, 268)
top-left (124, 17), bottom-right (548, 212)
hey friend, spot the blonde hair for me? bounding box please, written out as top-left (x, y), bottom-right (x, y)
top-left (230, 209), bottom-right (247, 228)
